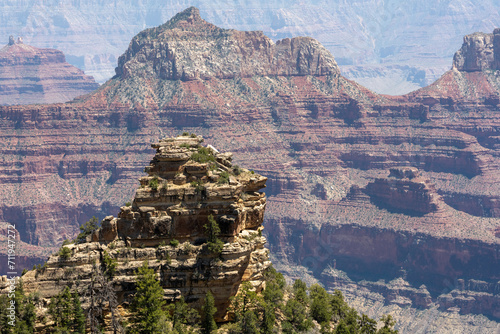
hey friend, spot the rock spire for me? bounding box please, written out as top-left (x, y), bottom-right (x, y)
top-left (2, 135), bottom-right (271, 325)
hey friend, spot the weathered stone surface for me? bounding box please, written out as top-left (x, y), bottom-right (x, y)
top-left (115, 7), bottom-right (338, 82)
top-left (453, 32), bottom-right (495, 71)
top-left (0, 37), bottom-right (99, 105)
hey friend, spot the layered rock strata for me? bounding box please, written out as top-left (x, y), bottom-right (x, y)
top-left (0, 8), bottom-right (498, 332)
top-left (365, 167), bottom-right (447, 216)
top-left (3, 136), bottom-right (270, 322)
top-left (0, 36), bottom-right (99, 105)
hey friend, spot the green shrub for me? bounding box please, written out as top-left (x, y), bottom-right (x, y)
top-left (217, 171), bottom-right (230, 185)
top-left (191, 147), bottom-right (215, 163)
top-left (76, 216), bottom-right (100, 244)
top-left (232, 165), bottom-right (243, 175)
top-left (149, 177), bottom-right (159, 191)
top-left (170, 239), bottom-right (180, 247)
top-left (125, 202), bottom-right (131, 207)
top-left (62, 239), bottom-right (73, 246)
top-left (190, 133), bottom-right (197, 138)
top-left (182, 132), bottom-right (189, 136)
top-left (191, 180), bottom-right (206, 193)
top-left (58, 247), bottom-right (72, 261)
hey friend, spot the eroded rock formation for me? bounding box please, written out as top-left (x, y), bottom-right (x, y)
top-left (365, 167), bottom-right (446, 216)
top-left (0, 37), bottom-right (99, 105)
top-left (2, 136), bottom-right (270, 323)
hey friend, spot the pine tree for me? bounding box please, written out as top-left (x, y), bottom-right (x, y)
top-left (261, 303), bottom-right (275, 334)
top-left (240, 310), bottom-right (259, 334)
top-left (377, 315), bottom-right (398, 334)
top-left (331, 290), bottom-right (349, 321)
top-left (131, 261), bottom-right (167, 334)
top-left (309, 284), bottom-right (333, 324)
top-left (205, 215), bottom-right (224, 254)
top-left (169, 296), bottom-right (200, 332)
top-left (201, 291), bottom-right (217, 334)
top-left (262, 267), bottom-right (285, 306)
top-left (77, 216), bottom-right (100, 244)
top-left (48, 286), bottom-right (73, 330)
top-left (359, 314), bottom-right (377, 334)
top-left (292, 279), bottom-right (308, 306)
top-left (71, 292), bottom-right (86, 333)
top-left (283, 298), bottom-right (312, 333)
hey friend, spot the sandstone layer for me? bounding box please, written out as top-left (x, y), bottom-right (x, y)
top-left (0, 37), bottom-right (99, 105)
top-left (1, 136), bottom-right (270, 324)
top-left (0, 8), bottom-right (498, 332)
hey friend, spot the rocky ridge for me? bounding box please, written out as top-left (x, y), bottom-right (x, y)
top-left (1, 135), bottom-right (270, 324)
top-left (116, 7), bottom-right (338, 82)
top-left (0, 8), bottom-right (498, 332)
top-left (0, 36), bottom-right (99, 105)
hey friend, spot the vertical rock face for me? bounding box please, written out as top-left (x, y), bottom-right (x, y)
top-left (0, 37), bottom-right (99, 105)
top-left (409, 27), bottom-right (500, 104)
top-left (98, 135), bottom-right (268, 246)
top-left (453, 32), bottom-right (495, 71)
top-left (8, 136), bottom-right (270, 322)
top-left (0, 9), bottom-right (499, 331)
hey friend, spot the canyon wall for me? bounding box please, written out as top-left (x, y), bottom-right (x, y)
top-left (0, 9), bottom-right (498, 332)
top-left (1, 136), bottom-right (270, 328)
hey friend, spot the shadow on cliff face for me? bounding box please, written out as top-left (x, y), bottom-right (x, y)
top-left (366, 196), bottom-right (427, 217)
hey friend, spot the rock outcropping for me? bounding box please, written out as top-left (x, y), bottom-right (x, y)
top-left (409, 28), bottom-right (500, 104)
top-left (365, 167), bottom-right (446, 216)
top-left (0, 36), bottom-right (99, 105)
top-left (116, 7), bottom-right (338, 81)
top-left (3, 136), bottom-right (270, 323)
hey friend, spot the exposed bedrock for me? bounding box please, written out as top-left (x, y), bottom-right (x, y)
top-left (0, 9), bottom-right (498, 330)
top-left (440, 192), bottom-right (500, 218)
top-left (365, 167), bottom-right (447, 216)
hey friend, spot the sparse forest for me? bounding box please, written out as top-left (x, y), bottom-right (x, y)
top-left (0, 265), bottom-right (397, 334)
